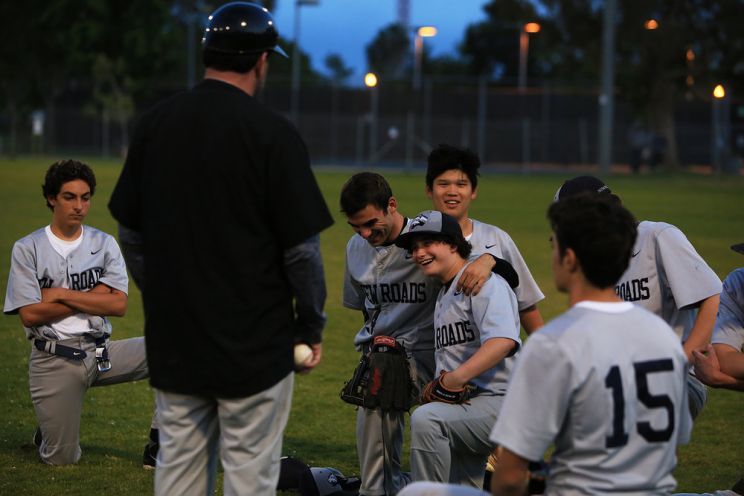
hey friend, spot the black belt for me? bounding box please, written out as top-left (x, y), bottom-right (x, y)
top-left (34, 337), bottom-right (111, 371)
top-left (34, 339), bottom-right (87, 360)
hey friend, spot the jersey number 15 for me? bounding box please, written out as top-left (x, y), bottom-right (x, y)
top-left (604, 359), bottom-right (676, 448)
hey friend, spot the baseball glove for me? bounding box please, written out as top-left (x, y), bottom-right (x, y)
top-left (421, 370), bottom-right (473, 404)
top-left (340, 336), bottom-right (415, 412)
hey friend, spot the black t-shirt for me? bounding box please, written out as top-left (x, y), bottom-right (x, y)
top-left (109, 79), bottom-right (333, 397)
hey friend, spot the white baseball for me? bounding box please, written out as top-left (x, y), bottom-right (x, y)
top-left (294, 343), bottom-right (313, 367)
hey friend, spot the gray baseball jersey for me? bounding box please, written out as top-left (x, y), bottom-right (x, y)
top-left (343, 226), bottom-right (440, 352)
top-left (468, 219), bottom-right (544, 312)
top-left (615, 220), bottom-right (722, 342)
top-left (491, 302), bottom-right (692, 495)
top-left (434, 265), bottom-right (521, 393)
top-left (711, 268), bottom-right (744, 351)
top-left (4, 225), bottom-right (129, 340)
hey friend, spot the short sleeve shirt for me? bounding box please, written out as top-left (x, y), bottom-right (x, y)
top-left (490, 302), bottom-right (691, 495)
top-left (712, 268), bottom-right (744, 352)
top-left (4, 226), bottom-right (128, 340)
top-left (468, 219), bottom-right (544, 311)
top-left (108, 79), bottom-right (333, 397)
top-left (434, 265), bottom-right (520, 393)
top-left (615, 221), bottom-right (722, 342)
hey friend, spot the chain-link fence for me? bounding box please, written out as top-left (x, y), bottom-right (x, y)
top-left (3, 77), bottom-right (741, 173)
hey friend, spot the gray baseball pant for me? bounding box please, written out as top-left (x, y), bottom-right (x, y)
top-left (29, 335), bottom-right (155, 465)
top-left (687, 372), bottom-right (708, 419)
top-left (399, 481), bottom-right (488, 496)
top-left (154, 372), bottom-right (294, 496)
top-left (357, 348), bottom-right (435, 496)
top-left (410, 393), bottom-right (503, 488)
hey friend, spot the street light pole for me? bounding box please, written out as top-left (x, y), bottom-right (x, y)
top-left (518, 22), bottom-right (540, 91)
top-left (598, 0), bottom-right (617, 174)
top-left (365, 73), bottom-right (379, 163)
top-left (290, 0), bottom-right (319, 125)
top-left (412, 26), bottom-right (437, 91)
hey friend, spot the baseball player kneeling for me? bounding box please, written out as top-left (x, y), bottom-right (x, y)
top-left (395, 210), bottom-right (521, 489)
top-left (3, 160), bottom-right (158, 467)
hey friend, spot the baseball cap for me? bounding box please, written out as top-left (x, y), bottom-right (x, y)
top-left (732, 243), bottom-right (744, 255)
top-left (394, 210), bottom-right (464, 251)
top-left (554, 175), bottom-right (612, 202)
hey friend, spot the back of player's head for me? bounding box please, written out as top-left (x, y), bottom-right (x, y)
top-left (395, 210), bottom-right (472, 259)
top-left (202, 1), bottom-right (287, 74)
top-left (554, 175), bottom-right (621, 205)
top-left (203, 50), bottom-right (264, 74)
top-left (548, 193), bottom-right (637, 289)
top-left (425, 144), bottom-right (480, 190)
top-left (42, 159), bottom-right (97, 210)
top-left (340, 172), bottom-right (393, 216)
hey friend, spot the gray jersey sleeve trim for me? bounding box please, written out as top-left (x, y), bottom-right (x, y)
top-left (3, 238), bottom-right (42, 314)
top-left (655, 224), bottom-right (721, 308)
top-left (490, 332), bottom-right (573, 461)
top-left (283, 234), bottom-right (327, 344)
top-left (712, 269), bottom-right (744, 350)
top-left (95, 231), bottom-right (129, 294)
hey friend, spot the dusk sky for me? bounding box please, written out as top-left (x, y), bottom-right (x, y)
top-left (271, 0), bottom-right (490, 83)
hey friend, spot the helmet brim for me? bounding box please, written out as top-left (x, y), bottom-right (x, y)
top-left (272, 45), bottom-right (289, 58)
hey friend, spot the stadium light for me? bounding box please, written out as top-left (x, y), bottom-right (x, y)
top-left (713, 84), bottom-right (725, 99)
top-left (364, 72), bottom-right (378, 88)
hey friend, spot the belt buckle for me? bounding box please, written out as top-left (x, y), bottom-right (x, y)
top-left (95, 343), bottom-right (112, 372)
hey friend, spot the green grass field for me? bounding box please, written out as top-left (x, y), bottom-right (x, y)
top-left (0, 156), bottom-right (742, 495)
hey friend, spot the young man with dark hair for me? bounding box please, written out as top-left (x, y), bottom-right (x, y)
top-left (554, 175), bottom-right (721, 418)
top-left (395, 210), bottom-right (520, 489)
top-left (3, 159), bottom-right (157, 467)
top-left (489, 194), bottom-right (691, 495)
top-left (340, 172), bottom-right (504, 496)
top-left (109, 3), bottom-right (333, 494)
top-left (425, 144), bottom-right (544, 334)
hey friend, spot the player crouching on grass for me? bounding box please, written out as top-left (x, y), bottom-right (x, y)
top-left (3, 160), bottom-right (158, 467)
top-left (399, 194), bottom-right (692, 496)
top-left (489, 194), bottom-right (692, 496)
top-left (395, 210), bottom-right (521, 489)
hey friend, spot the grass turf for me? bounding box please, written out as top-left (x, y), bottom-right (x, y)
top-left (0, 156), bottom-right (742, 494)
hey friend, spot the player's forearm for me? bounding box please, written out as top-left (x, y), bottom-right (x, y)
top-left (683, 294), bottom-right (720, 361)
top-left (519, 306), bottom-right (544, 335)
top-left (449, 338), bottom-right (516, 386)
top-left (491, 448), bottom-right (530, 496)
top-left (43, 287), bottom-right (127, 317)
top-left (18, 302), bottom-right (76, 327)
top-left (284, 234), bottom-right (327, 344)
top-left (715, 344), bottom-right (744, 380)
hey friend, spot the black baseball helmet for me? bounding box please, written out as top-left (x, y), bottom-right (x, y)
top-left (202, 2), bottom-right (288, 58)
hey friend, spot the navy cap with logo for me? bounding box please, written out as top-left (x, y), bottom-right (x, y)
top-left (554, 175), bottom-right (612, 202)
top-left (395, 210), bottom-right (465, 251)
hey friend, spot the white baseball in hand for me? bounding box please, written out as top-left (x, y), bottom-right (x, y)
top-left (294, 343), bottom-right (313, 368)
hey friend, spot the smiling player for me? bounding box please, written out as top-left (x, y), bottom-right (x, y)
top-left (425, 145), bottom-right (544, 334)
top-left (395, 210), bottom-right (521, 489)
